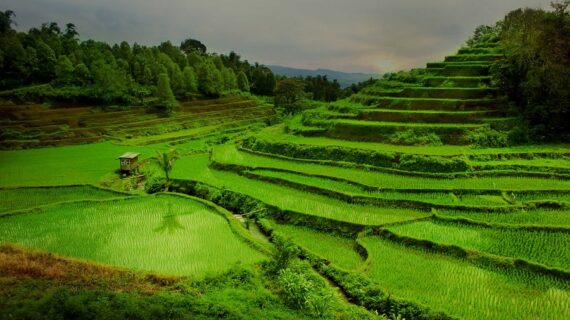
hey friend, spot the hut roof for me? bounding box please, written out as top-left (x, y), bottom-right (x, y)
top-left (118, 152), bottom-right (140, 159)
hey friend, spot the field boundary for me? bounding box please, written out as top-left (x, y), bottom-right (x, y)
top-left (373, 228), bottom-right (570, 282)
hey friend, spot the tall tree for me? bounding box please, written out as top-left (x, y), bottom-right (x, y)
top-left (237, 71), bottom-right (250, 92)
top-left (274, 79), bottom-right (306, 114)
top-left (54, 55), bottom-right (74, 85)
top-left (197, 60), bottom-right (223, 97)
top-left (182, 66), bottom-right (198, 94)
top-left (222, 67), bottom-right (237, 90)
top-left (180, 38), bottom-right (207, 55)
top-left (155, 72), bottom-right (178, 115)
top-left (0, 10), bottom-right (15, 34)
top-left (153, 149), bottom-right (179, 189)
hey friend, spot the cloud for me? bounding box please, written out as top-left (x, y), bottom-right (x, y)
top-left (3, 0), bottom-right (552, 73)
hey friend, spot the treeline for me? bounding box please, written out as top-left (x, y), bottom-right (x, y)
top-left (0, 10), bottom-right (276, 112)
top-left (492, 1), bottom-right (570, 141)
top-left (273, 75), bottom-right (377, 114)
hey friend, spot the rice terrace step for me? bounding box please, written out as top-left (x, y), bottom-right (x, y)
top-left (1, 2), bottom-right (569, 320)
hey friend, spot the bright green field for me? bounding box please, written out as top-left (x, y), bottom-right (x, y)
top-left (0, 142), bottom-right (158, 187)
top-left (0, 186), bottom-right (129, 213)
top-left (172, 154), bottom-right (430, 226)
top-left (256, 127), bottom-right (570, 156)
top-left (360, 237), bottom-right (570, 320)
top-left (250, 169), bottom-right (512, 207)
top-left (438, 209), bottom-right (570, 228)
top-left (388, 220), bottom-right (570, 270)
top-left (270, 222), bottom-right (364, 271)
top-left (212, 144), bottom-right (570, 190)
top-left (0, 194), bottom-right (266, 276)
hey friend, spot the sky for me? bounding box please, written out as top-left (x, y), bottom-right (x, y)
top-left (3, 0), bottom-right (553, 73)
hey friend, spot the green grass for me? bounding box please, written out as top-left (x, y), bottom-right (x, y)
top-left (360, 237), bottom-right (570, 320)
top-left (471, 158), bottom-right (570, 169)
top-left (0, 142), bottom-right (159, 187)
top-left (255, 128), bottom-right (570, 157)
top-left (514, 192), bottom-right (570, 203)
top-left (0, 194), bottom-right (266, 276)
top-left (213, 145), bottom-right (570, 190)
top-left (388, 220), bottom-right (570, 270)
top-left (318, 119), bottom-right (483, 129)
top-left (172, 154), bottom-right (430, 226)
top-left (271, 223), bottom-right (364, 271)
top-left (0, 186), bottom-right (129, 213)
top-left (438, 209), bottom-right (570, 228)
top-left (250, 169), bottom-right (511, 207)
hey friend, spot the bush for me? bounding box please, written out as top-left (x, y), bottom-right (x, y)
top-left (493, 4), bottom-right (570, 141)
top-left (277, 264), bottom-right (334, 318)
top-left (389, 129), bottom-right (443, 146)
top-left (398, 154), bottom-right (470, 173)
top-left (467, 127), bottom-right (509, 148)
top-left (144, 176), bottom-right (166, 194)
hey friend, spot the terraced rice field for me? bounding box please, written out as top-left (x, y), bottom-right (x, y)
top-left (360, 237), bottom-right (569, 320)
top-left (172, 155), bottom-right (430, 226)
top-left (211, 144), bottom-right (570, 191)
top-left (0, 185), bottom-right (130, 213)
top-left (0, 142), bottom-right (158, 186)
top-left (163, 41), bottom-right (570, 318)
top-left (387, 220), bottom-right (570, 271)
top-left (437, 209), bottom-right (570, 228)
top-left (269, 222), bottom-right (364, 271)
top-left (0, 96), bottom-right (274, 149)
top-left (1, 40), bottom-right (568, 319)
top-left (0, 194), bottom-right (266, 276)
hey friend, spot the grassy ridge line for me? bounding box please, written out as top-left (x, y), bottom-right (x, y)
top-left (433, 214), bottom-right (570, 233)
top-left (244, 169), bottom-right (570, 212)
top-left (170, 179), bottom-right (431, 235)
top-left (373, 228), bottom-right (570, 281)
top-left (475, 164), bottom-right (570, 175)
top-left (230, 148), bottom-right (570, 193)
top-left (241, 139), bottom-right (570, 177)
top-left (255, 129), bottom-right (570, 157)
top-left (121, 118), bottom-right (267, 146)
top-left (256, 219), bottom-right (455, 320)
top-left (236, 169), bottom-right (528, 213)
top-left (155, 192), bottom-right (273, 256)
top-left (170, 179), bottom-right (366, 235)
top-left (238, 145), bottom-right (475, 179)
top-left (0, 196), bottom-right (135, 218)
top-left (0, 184), bottom-right (136, 197)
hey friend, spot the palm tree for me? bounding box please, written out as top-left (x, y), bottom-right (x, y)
top-left (154, 149), bottom-right (179, 189)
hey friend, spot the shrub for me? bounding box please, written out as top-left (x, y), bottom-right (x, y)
top-left (467, 127), bottom-right (509, 148)
top-left (493, 4), bottom-right (570, 141)
top-left (389, 129), bottom-right (443, 146)
top-left (398, 154), bottom-right (470, 173)
top-left (144, 176), bottom-right (165, 194)
top-left (277, 263), bottom-right (334, 318)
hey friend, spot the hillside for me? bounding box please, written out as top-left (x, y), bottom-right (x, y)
top-left (268, 65), bottom-right (378, 88)
top-left (165, 37), bottom-right (570, 319)
top-left (1, 6), bottom-right (569, 320)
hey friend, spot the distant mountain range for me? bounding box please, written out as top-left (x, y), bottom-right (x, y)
top-left (268, 65), bottom-right (380, 88)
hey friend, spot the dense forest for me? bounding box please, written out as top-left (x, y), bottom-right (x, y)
top-left (493, 1), bottom-right (570, 140)
top-left (0, 10), bottom-right (276, 113)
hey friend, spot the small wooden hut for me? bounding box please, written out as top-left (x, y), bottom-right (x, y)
top-left (118, 152), bottom-right (140, 174)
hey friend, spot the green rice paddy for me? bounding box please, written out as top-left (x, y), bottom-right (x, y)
top-left (0, 185), bottom-right (129, 213)
top-left (0, 194), bottom-right (266, 276)
top-left (270, 222), bottom-right (364, 271)
top-left (361, 237), bottom-right (570, 320)
top-left (387, 220), bottom-right (570, 270)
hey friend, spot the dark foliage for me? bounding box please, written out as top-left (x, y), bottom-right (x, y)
top-left (493, 2), bottom-right (570, 141)
top-left (0, 11), bottom-right (276, 107)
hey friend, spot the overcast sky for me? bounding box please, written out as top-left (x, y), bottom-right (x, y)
top-left (3, 0), bottom-right (552, 73)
